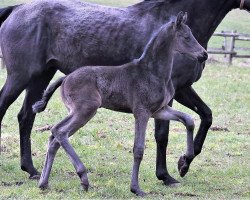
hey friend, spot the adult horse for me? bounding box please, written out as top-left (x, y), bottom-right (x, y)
top-left (0, 0), bottom-right (249, 185)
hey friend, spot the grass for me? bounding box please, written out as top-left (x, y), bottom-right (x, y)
top-left (0, 0), bottom-right (250, 199)
top-left (0, 64), bottom-right (249, 199)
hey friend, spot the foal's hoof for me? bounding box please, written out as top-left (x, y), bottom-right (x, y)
top-left (38, 181), bottom-right (49, 190)
top-left (131, 188), bottom-right (147, 197)
top-left (81, 182), bottom-right (89, 192)
top-left (178, 155), bottom-right (190, 177)
top-left (39, 183), bottom-right (49, 190)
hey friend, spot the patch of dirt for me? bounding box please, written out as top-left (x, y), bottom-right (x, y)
top-left (226, 153), bottom-right (242, 157)
top-left (97, 173), bottom-right (104, 177)
top-left (55, 188), bottom-right (65, 193)
top-left (0, 145), bottom-right (10, 153)
top-left (15, 182), bottom-right (24, 186)
top-left (1, 181), bottom-right (24, 187)
top-left (210, 126), bottom-right (230, 132)
top-left (97, 131), bottom-right (107, 139)
top-left (35, 124), bottom-right (53, 133)
top-left (237, 132), bottom-right (250, 136)
top-left (67, 172), bottom-right (75, 177)
top-left (175, 192), bottom-right (199, 197)
top-left (149, 191), bottom-right (165, 196)
top-left (1, 123), bottom-right (7, 128)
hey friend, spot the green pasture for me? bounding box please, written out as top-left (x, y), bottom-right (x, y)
top-left (0, 0), bottom-right (250, 199)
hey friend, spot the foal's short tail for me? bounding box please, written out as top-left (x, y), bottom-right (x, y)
top-left (32, 77), bottom-right (66, 113)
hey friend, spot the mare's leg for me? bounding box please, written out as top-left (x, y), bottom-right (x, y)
top-left (154, 106), bottom-right (195, 178)
top-left (154, 100), bottom-right (180, 186)
top-left (174, 87), bottom-right (212, 170)
top-left (39, 103), bottom-right (99, 190)
top-left (130, 113), bottom-right (149, 197)
top-left (17, 68), bottom-right (56, 179)
top-left (0, 74), bottom-right (29, 153)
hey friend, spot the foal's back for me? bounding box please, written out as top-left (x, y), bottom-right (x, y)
top-left (62, 62), bottom-right (140, 113)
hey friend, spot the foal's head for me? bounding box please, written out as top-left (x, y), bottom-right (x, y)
top-left (171, 12), bottom-right (208, 63)
top-left (150, 12), bottom-right (208, 64)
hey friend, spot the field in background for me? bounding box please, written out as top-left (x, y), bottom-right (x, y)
top-left (0, 0), bottom-right (249, 199)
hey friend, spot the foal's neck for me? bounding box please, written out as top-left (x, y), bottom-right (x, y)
top-left (138, 29), bottom-right (175, 82)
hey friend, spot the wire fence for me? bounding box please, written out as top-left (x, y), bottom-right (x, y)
top-left (208, 31), bottom-right (250, 64)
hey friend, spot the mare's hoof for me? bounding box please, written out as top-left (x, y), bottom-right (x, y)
top-left (178, 155), bottom-right (190, 177)
top-left (81, 182), bottom-right (89, 192)
top-left (163, 176), bottom-right (180, 187)
top-left (29, 173), bottom-right (41, 180)
top-left (167, 182), bottom-right (181, 188)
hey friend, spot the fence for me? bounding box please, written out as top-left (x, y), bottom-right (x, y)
top-left (208, 31), bottom-right (250, 64)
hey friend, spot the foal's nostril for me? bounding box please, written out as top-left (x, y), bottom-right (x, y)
top-left (198, 51), bottom-right (208, 63)
top-left (203, 51), bottom-right (208, 60)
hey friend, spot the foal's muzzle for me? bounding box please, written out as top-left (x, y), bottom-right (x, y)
top-left (197, 51), bottom-right (208, 63)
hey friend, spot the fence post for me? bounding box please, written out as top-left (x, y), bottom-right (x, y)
top-left (222, 31), bottom-right (227, 58)
top-left (228, 30), bottom-right (236, 65)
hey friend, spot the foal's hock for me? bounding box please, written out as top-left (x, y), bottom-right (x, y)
top-left (33, 12), bottom-right (206, 196)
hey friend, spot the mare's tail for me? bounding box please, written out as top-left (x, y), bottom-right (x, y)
top-left (32, 77), bottom-right (66, 113)
top-left (0, 5), bottom-right (20, 69)
top-left (0, 5), bottom-right (19, 26)
top-left (0, 5), bottom-right (20, 153)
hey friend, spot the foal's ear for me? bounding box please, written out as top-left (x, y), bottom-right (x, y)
top-left (183, 12), bottom-right (188, 24)
top-left (175, 11), bottom-right (184, 28)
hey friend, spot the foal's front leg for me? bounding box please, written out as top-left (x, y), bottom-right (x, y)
top-left (130, 112), bottom-right (149, 197)
top-left (153, 106), bottom-right (195, 177)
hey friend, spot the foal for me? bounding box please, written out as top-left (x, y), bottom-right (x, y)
top-left (33, 12), bottom-right (207, 196)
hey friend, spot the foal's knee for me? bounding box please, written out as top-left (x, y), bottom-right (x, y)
top-left (184, 115), bottom-right (195, 132)
top-left (51, 126), bottom-right (65, 142)
top-left (76, 165), bottom-right (88, 177)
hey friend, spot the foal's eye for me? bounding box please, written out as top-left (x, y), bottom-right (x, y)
top-left (184, 35), bottom-right (190, 40)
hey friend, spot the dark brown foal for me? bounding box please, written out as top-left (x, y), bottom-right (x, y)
top-left (33, 12), bottom-right (207, 196)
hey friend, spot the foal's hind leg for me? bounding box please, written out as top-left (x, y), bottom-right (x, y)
top-left (39, 135), bottom-right (60, 189)
top-left (39, 104), bottom-right (99, 190)
top-left (153, 106), bottom-right (195, 178)
top-left (17, 69), bottom-right (56, 179)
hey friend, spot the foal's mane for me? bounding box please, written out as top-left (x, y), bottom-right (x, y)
top-left (139, 20), bottom-right (175, 61)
